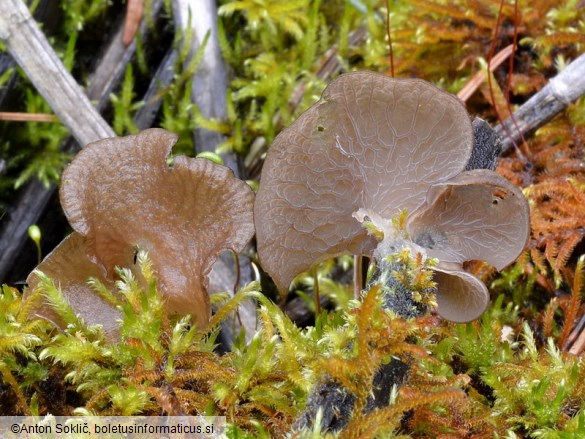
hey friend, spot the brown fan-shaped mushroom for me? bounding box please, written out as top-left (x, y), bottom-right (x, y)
top-left (27, 128), bottom-right (255, 332)
top-left (26, 233), bottom-right (121, 336)
top-left (255, 71), bottom-right (530, 322)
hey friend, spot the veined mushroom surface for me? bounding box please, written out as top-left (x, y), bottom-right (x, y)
top-left (254, 71), bottom-right (530, 322)
top-left (26, 128), bottom-right (255, 335)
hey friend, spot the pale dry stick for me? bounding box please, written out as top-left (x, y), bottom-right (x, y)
top-left (568, 326), bottom-right (585, 356)
top-left (0, 0), bottom-right (113, 281)
top-left (495, 51), bottom-right (585, 153)
top-left (565, 314), bottom-right (585, 355)
top-left (87, 0), bottom-right (163, 111)
top-left (0, 53), bottom-right (16, 106)
top-left (172, 0), bottom-right (258, 342)
top-left (172, 0), bottom-right (232, 163)
top-left (123, 0), bottom-right (145, 46)
top-left (0, 0), bottom-right (115, 145)
top-left (457, 44), bottom-right (515, 102)
top-left (134, 47), bottom-right (178, 130)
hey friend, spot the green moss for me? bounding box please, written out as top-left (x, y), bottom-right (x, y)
top-left (3, 245), bottom-right (585, 435)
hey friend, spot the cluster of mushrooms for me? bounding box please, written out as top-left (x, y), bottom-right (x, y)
top-left (25, 71), bottom-right (530, 335)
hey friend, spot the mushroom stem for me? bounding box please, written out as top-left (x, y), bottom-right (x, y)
top-left (367, 256), bottom-right (432, 319)
top-left (295, 258), bottom-right (420, 433)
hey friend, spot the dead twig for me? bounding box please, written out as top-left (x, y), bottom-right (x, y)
top-left (134, 47), bottom-right (178, 130)
top-left (87, 0), bottom-right (163, 112)
top-left (0, 0), bottom-right (162, 281)
top-left (457, 44), bottom-right (515, 102)
top-left (123, 0), bottom-right (145, 46)
top-left (495, 52), bottom-right (585, 154)
top-left (565, 313), bottom-right (585, 355)
top-left (0, 0), bottom-right (114, 145)
top-left (568, 328), bottom-right (585, 356)
top-left (172, 0), bottom-right (233, 165)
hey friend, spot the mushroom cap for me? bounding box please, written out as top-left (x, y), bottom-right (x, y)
top-left (255, 71), bottom-right (474, 292)
top-left (405, 169), bottom-right (530, 321)
top-left (24, 232), bottom-right (122, 337)
top-left (406, 169), bottom-right (530, 271)
top-left (432, 265), bottom-right (490, 322)
top-left (59, 128), bottom-right (255, 327)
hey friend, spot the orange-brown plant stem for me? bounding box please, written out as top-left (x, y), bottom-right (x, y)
top-left (0, 112), bottom-right (57, 122)
top-left (386, 0), bottom-right (394, 77)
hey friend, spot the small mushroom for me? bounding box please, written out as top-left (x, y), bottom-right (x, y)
top-left (404, 169), bottom-right (529, 321)
top-left (26, 232), bottom-right (121, 335)
top-left (255, 71), bottom-right (529, 322)
top-left (26, 128), bottom-right (255, 332)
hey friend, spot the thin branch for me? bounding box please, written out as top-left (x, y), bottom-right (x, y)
top-left (496, 52), bottom-right (585, 153)
top-left (134, 47), bottom-right (178, 130)
top-left (568, 321), bottom-right (585, 356)
top-left (457, 45), bottom-right (514, 102)
top-left (172, 0), bottom-right (236, 171)
top-left (123, 0), bottom-right (145, 46)
top-left (566, 313), bottom-right (585, 355)
top-left (0, 0), bottom-right (114, 145)
top-left (172, 0), bottom-right (257, 343)
top-left (0, 53), bottom-right (17, 107)
top-left (87, 0), bottom-right (163, 112)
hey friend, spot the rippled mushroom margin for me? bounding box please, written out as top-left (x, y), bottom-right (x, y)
top-left (25, 129), bottom-right (255, 338)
